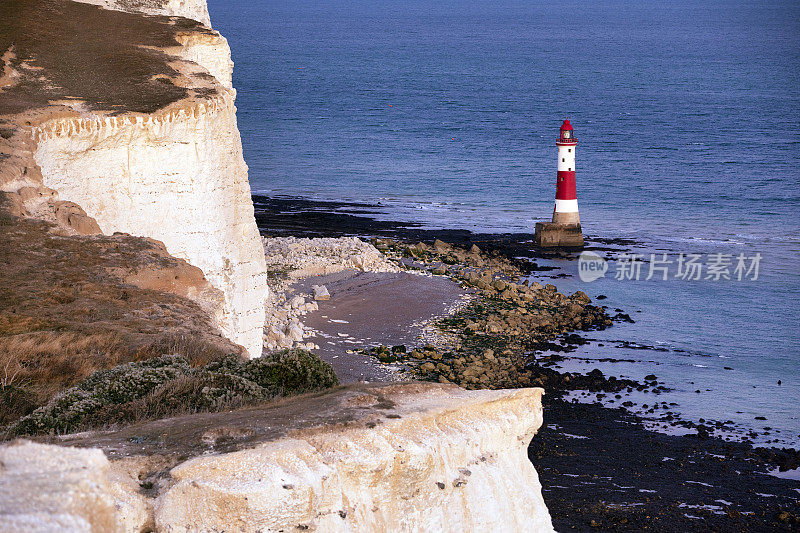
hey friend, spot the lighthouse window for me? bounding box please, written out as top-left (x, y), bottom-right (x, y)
top-left (568, 149), bottom-right (571, 153)
top-left (568, 167), bottom-right (572, 171)
top-left (562, 158), bottom-right (565, 162)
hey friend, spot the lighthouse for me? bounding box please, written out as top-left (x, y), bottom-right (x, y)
top-left (553, 119), bottom-right (579, 225)
top-left (533, 119), bottom-right (585, 248)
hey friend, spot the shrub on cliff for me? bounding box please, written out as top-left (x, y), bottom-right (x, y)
top-left (9, 349), bottom-right (338, 436)
top-left (238, 348), bottom-right (339, 395)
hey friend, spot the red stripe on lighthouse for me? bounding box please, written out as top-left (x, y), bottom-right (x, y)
top-left (555, 170), bottom-right (576, 200)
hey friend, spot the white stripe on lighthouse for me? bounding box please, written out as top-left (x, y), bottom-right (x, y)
top-left (554, 199), bottom-right (579, 213)
top-left (557, 145), bottom-right (575, 171)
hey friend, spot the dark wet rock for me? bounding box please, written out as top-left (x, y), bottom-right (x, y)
top-left (363, 238), bottom-right (618, 390)
top-left (696, 424), bottom-right (712, 439)
top-left (529, 398), bottom-right (800, 532)
top-left (246, 196), bottom-right (800, 530)
top-left (751, 447), bottom-right (800, 472)
top-left (562, 333), bottom-right (590, 346)
top-left (253, 195), bottom-right (626, 272)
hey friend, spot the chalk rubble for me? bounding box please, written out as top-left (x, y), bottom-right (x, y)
top-left (261, 236), bottom-right (400, 352)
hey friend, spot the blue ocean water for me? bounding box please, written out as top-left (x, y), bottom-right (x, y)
top-left (209, 0), bottom-right (800, 445)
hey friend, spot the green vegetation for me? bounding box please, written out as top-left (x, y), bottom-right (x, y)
top-left (9, 349), bottom-right (338, 436)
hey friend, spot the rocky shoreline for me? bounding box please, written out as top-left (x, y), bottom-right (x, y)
top-left (254, 194), bottom-right (800, 531)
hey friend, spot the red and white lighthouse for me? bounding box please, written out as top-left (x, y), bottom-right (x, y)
top-left (533, 119), bottom-right (584, 248)
top-left (553, 118), bottom-right (579, 225)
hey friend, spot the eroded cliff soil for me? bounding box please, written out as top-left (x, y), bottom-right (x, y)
top-left (0, 4), bottom-right (559, 532)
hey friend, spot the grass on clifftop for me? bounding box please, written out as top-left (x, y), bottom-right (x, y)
top-left (0, 0), bottom-right (215, 115)
top-left (0, 205), bottom-right (340, 436)
top-left (8, 349), bottom-right (339, 437)
top-left (0, 199), bottom-right (243, 426)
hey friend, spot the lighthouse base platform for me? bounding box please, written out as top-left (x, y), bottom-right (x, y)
top-left (534, 222), bottom-right (584, 249)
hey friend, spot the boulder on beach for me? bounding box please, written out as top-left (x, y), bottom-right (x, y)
top-left (313, 284), bottom-right (331, 301)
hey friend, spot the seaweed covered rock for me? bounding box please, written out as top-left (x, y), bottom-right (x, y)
top-left (9, 350), bottom-right (338, 436)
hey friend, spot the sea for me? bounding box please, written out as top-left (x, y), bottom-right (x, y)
top-left (209, 0), bottom-right (800, 447)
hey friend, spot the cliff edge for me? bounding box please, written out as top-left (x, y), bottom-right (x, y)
top-left (1, 383), bottom-right (554, 532)
top-left (0, 0), bottom-right (267, 357)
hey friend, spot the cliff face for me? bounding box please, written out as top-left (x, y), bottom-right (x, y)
top-left (157, 386), bottom-right (552, 532)
top-left (0, 440), bottom-right (149, 532)
top-left (1, 384), bottom-right (554, 532)
top-left (0, 0), bottom-right (267, 357)
top-left (33, 92), bottom-right (266, 358)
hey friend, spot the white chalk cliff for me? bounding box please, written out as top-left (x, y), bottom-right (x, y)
top-left (33, 91), bottom-right (267, 358)
top-left (0, 384), bottom-right (554, 532)
top-left (0, 0), bottom-right (268, 357)
top-left (74, 0), bottom-right (212, 26)
top-left (0, 440), bottom-right (149, 532)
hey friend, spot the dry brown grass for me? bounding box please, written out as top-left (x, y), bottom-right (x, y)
top-left (0, 201), bottom-right (244, 425)
top-left (0, 331), bottom-right (234, 405)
